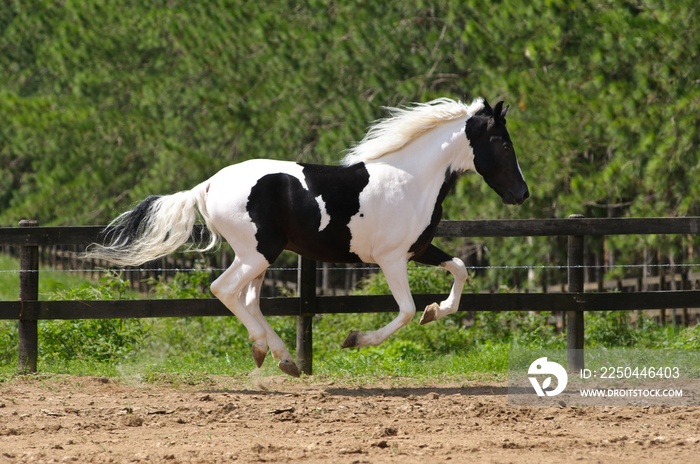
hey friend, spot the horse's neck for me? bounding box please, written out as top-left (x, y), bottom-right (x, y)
top-left (379, 119), bottom-right (474, 177)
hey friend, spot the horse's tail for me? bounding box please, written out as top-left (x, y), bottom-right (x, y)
top-left (85, 182), bottom-right (219, 266)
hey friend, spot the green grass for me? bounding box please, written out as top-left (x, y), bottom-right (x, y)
top-left (2, 309), bottom-right (696, 385)
top-left (0, 311), bottom-right (511, 383)
top-left (0, 254), bottom-right (131, 301)
top-left (1, 261), bottom-right (699, 386)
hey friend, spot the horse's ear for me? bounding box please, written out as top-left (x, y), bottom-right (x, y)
top-left (491, 101), bottom-right (508, 126)
top-left (493, 101), bottom-right (504, 123)
top-left (501, 104), bottom-right (509, 120)
top-left (482, 99), bottom-right (493, 115)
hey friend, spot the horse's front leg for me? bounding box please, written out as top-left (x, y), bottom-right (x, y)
top-left (412, 244), bottom-right (468, 325)
top-left (341, 258), bottom-right (415, 348)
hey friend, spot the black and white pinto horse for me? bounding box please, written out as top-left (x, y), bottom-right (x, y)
top-left (88, 98), bottom-right (528, 377)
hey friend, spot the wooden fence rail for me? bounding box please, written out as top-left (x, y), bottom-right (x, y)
top-left (1, 216), bottom-right (699, 375)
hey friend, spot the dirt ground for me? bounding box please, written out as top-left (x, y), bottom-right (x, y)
top-left (1, 374), bottom-right (699, 464)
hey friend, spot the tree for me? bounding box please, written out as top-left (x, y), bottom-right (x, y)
top-left (1, 1), bottom-right (697, 285)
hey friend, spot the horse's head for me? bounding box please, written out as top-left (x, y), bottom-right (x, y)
top-left (465, 100), bottom-right (529, 205)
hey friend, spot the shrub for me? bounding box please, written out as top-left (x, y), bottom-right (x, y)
top-left (43, 272), bottom-right (148, 363)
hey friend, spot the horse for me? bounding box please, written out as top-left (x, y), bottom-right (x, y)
top-left (87, 97), bottom-right (529, 377)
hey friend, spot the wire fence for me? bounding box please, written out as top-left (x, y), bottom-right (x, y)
top-left (3, 218), bottom-right (699, 374)
top-left (1, 262), bottom-right (699, 274)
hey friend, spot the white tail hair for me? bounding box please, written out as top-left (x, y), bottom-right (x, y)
top-left (85, 182), bottom-right (219, 266)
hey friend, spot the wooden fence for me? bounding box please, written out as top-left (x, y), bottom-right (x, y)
top-left (1, 216), bottom-right (699, 375)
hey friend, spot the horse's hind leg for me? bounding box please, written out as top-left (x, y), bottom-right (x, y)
top-left (413, 244), bottom-right (468, 325)
top-left (241, 272), bottom-right (299, 377)
top-left (342, 257), bottom-right (415, 348)
top-left (210, 256), bottom-right (286, 372)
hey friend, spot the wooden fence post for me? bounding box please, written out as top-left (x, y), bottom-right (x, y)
top-left (18, 219), bottom-right (39, 374)
top-left (296, 255), bottom-right (316, 375)
top-left (567, 214), bottom-right (585, 373)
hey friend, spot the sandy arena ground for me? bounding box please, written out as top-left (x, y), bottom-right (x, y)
top-left (1, 374), bottom-right (699, 463)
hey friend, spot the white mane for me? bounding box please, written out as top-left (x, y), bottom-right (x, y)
top-left (341, 97), bottom-right (485, 166)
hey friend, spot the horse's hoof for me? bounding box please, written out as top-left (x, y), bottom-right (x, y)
top-left (251, 341), bottom-right (267, 368)
top-left (420, 303), bottom-right (439, 325)
top-left (278, 359), bottom-right (300, 378)
top-left (341, 330), bottom-right (363, 349)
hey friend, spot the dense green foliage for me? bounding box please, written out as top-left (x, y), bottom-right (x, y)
top-left (42, 272), bottom-right (145, 363)
top-left (2, 1), bottom-right (698, 225)
top-left (2, 1), bottom-right (698, 292)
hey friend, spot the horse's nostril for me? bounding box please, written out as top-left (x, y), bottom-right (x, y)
top-left (523, 190), bottom-right (530, 200)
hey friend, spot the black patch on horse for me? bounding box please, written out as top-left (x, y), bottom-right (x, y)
top-left (246, 162), bottom-right (370, 263)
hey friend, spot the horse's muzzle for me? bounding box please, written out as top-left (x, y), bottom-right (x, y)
top-left (502, 187), bottom-right (529, 206)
